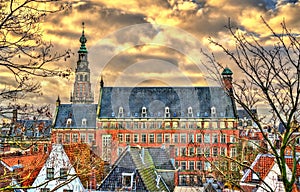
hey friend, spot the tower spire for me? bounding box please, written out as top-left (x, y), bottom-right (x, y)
top-left (70, 22), bottom-right (94, 104)
top-left (79, 22), bottom-right (87, 53)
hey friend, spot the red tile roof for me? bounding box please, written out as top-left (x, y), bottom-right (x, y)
top-left (1, 152), bottom-right (48, 187)
top-left (244, 155), bottom-right (275, 182)
top-left (63, 143), bottom-right (105, 189)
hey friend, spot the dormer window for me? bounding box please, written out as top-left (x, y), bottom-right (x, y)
top-left (122, 172), bottom-right (134, 189)
top-left (141, 107), bottom-right (147, 117)
top-left (66, 118), bottom-right (72, 127)
top-left (211, 106), bottom-right (216, 117)
top-left (165, 107), bottom-right (170, 118)
top-left (82, 118), bottom-right (87, 126)
top-left (112, 112), bottom-right (115, 117)
top-left (118, 107), bottom-right (124, 117)
top-left (188, 107), bottom-right (193, 117)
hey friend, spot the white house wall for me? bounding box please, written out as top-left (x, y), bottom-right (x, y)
top-left (28, 144), bottom-right (85, 192)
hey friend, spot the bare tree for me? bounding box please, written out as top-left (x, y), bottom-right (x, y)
top-left (202, 17), bottom-right (300, 192)
top-left (0, 0), bottom-right (71, 108)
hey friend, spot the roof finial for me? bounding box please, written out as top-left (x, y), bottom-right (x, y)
top-left (82, 22), bottom-right (85, 34)
top-left (100, 75), bottom-right (104, 88)
top-left (79, 21), bottom-right (87, 53)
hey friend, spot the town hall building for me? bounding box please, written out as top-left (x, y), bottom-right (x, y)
top-left (52, 23), bottom-right (240, 186)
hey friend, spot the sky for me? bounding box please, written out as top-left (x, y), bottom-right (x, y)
top-left (3, 0), bottom-right (300, 114)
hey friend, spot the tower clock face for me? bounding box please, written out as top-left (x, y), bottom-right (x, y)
top-left (79, 62), bottom-right (86, 68)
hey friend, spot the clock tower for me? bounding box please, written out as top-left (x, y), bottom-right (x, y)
top-left (70, 22), bottom-right (94, 104)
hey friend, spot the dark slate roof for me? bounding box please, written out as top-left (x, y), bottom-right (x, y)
top-left (99, 87), bottom-right (235, 118)
top-left (54, 104), bottom-right (97, 128)
top-left (0, 120), bottom-right (52, 138)
top-left (100, 146), bottom-right (174, 191)
top-left (237, 109), bottom-right (257, 120)
top-left (147, 148), bottom-right (175, 170)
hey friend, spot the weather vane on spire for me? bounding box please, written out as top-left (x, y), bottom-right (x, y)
top-left (79, 21), bottom-right (87, 53)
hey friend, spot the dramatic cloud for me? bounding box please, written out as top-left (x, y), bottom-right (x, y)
top-left (2, 0), bottom-right (300, 112)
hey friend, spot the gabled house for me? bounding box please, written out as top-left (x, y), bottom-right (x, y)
top-left (29, 144), bottom-right (85, 192)
top-left (240, 154), bottom-right (300, 192)
top-left (98, 146), bottom-right (176, 191)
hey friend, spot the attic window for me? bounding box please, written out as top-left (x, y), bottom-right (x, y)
top-left (211, 106), bottom-right (216, 117)
top-left (66, 118), bottom-right (72, 127)
top-left (60, 168), bottom-right (68, 180)
top-left (188, 107), bottom-right (193, 117)
top-left (118, 107), bottom-right (124, 117)
top-left (141, 107), bottom-right (147, 117)
top-left (46, 168), bottom-right (54, 179)
top-left (82, 118), bottom-right (87, 126)
top-left (122, 172), bottom-right (134, 189)
top-left (252, 172), bottom-right (259, 180)
top-left (165, 107), bottom-right (170, 118)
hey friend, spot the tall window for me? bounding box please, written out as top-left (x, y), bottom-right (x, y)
top-left (230, 148), bottom-right (236, 157)
top-left (212, 134), bottom-right (218, 143)
top-left (220, 147), bottom-right (226, 156)
top-left (180, 134), bottom-right (187, 143)
top-left (134, 134), bottom-right (139, 143)
top-left (80, 134), bottom-right (86, 143)
top-left (46, 168), bottom-right (54, 179)
top-left (57, 134), bottom-right (63, 144)
top-left (204, 134), bottom-right (210, 143)
top-left (118, 134), bottom-right (123, 143)
top-left (72, 134), bottom-right (78, 143)
top-left (125, 134), bottom-right (130, 143)
top-left (196, 134), bottom-right (202, 143)
top-left (213, 147), bottom-right (218, 157)
top-left (197, 161), bottom-right (203, 170)
top-left (88, 133), bottom-right (94, 144)
top-left (65, 134), bottom-right (70, 143)
top-left (181, 147), bottom-right (186, 156)
top-left (220, 134), bottom-right (226, 143)
top-left (141, 134), bottom-right (147, 143)
top-left (181, 161), bottom-right (187, 170)
top-left (188, 134), bottom-right (194, 143)
top-left (149, 134), bottom-right (154, 143)
top-left (165, 134), bottom-right (170, 143)
top-left (189, 161), bottom-right (194, 170)
top-left (173, 134), bottom-right (179, 143)
top-left (157, 134), bottom-right (162, 143)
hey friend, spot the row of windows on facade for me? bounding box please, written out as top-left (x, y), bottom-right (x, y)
top-left (174, 160), bottom-right (238, 172)
top-left (117, 146), bottom-right (237, 159)
top-left (66, 118), bottom-right (87, 127)
top-left (57, 133), bottom-right (95, 144)
top-left (112, 106), bottom-right (219, 118)
top-left (116, 133), bottom-right (237, 144)
top-left (100, 120), bottom-right (235, 129)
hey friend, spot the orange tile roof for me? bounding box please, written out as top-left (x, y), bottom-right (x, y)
top-left (244, 155), bottom-right (275, 182)
top-left (63, 143), bottom-right (105, 189)
top-left (1, 152), bottom-right (48, 187)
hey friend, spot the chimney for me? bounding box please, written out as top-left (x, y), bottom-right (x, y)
top-left (140, 147), bottom-right (145, 164)
top-left (12, 109), bottom-right (17, 123)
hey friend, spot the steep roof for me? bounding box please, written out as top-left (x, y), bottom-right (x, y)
top-left (63, 143), bottom-right (105, 188)
top-left (100, 146), bottom-right (174, 191)
top-left (1, 152), bottom-right (48, 187)
top-left (54, 104), bottom-right (97, 128)
top-left (99, 87), bottom-right (235, 118)
top-left (241, 154), bottom-right (300, 191)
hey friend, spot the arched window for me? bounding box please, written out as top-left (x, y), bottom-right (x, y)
top-left (211, 106), bottom-right (216, 117)
top-left (118, 107), bottom-right (124, 117)
top-left (85, 75), bottom-right (87, 81)
top-left (80, 75), bottom-right (83, 81)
